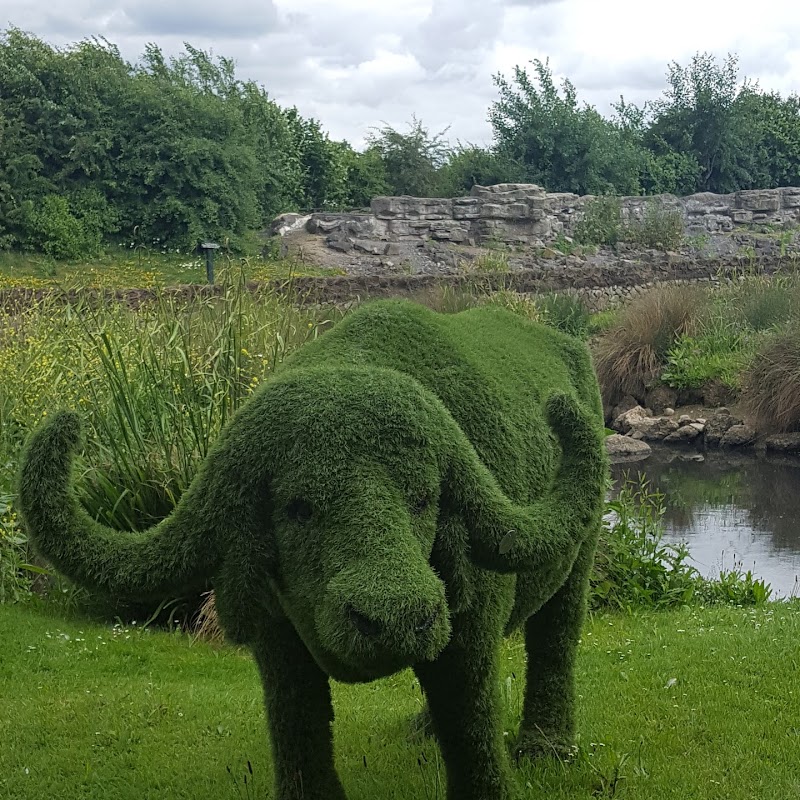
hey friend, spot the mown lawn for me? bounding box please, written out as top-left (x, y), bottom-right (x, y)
top-left (1, 602), bottom-right (799, 799)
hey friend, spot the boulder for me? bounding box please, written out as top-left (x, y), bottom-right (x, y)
top-left (605, 435), bottom-right (652, 459)
top-left (613, 405), bottom-right (652, 434)
top-left (764, 433), bottom-right (800, 454)
top-left (720, 424), bottom-right (757, 448)
top-left (664, 423), bottom-right (704, 443)
top-left (645, 386), bottom-right (678, 416)
top-left (609, 395), bottom-right (639, 423)
top-left (636, 416), bottom-right (680, 441)
top-left (704, 410), bottom-right (739, 447)
top-left (270, 212), bottom-right (313, 237)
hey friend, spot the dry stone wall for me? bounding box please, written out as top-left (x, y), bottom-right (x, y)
top-left (273, 184), bottom-right (800, 254)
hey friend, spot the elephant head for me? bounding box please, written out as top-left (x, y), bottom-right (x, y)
top-left (19, 366), bottom-right (604, 682)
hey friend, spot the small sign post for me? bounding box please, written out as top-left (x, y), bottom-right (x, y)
top-left (200, 241), bottom-right (220, 284)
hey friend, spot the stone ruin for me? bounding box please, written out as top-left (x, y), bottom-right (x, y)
top-left (272, 183), bottom-right (800, 257)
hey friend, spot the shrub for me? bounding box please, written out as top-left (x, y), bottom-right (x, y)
top-left (591, 477), bottom-right (699, 611)
top-left (537, 292), bottom-right (591, 339)
top-left (592, 285), bottom-right (705, 404)
top-left (623, 200), bottom-right (685, 250)
top-left (574, 196), bottom-right (622, 246)
top-left (661, 326), bottom-right (746, 390)
top-left (740, 323), bottom-right (800, 432)
top-left (17, 195), bottom-right (104, 260)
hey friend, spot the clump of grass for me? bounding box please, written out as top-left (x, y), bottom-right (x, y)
top-left (740, 323), bottom-right (800, 432)
top-left (467, 249), bottom-right (511, 273)
top-left (724, 276), bottom-right (799, 332)
top-left (481, 289), bottom-right (543, 322)
top-left (592, 285), bottom-right (704, 404)
top-left (537, 293), bottom-right (591, 339)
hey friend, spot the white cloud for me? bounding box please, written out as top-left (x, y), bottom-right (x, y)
top-left (3, 0), bottom-right (800, 147)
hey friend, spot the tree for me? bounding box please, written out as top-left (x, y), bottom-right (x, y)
top-left (366, 117), bottom-right (450, 197)
top-left (645, 53), bottom-right (766, 194)
top-left (436, 145), bottom-right (518, 196)
top-left (489, 59), bottom-right (647, 195)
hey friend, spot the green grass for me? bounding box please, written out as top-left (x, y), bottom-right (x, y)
top-left (2, 602), bottom-right (799, 799)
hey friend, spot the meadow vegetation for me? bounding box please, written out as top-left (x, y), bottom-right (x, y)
top-left (593, 270), bottom-right (800, 431)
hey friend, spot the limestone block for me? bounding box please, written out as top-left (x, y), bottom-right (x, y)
top-left (736, 189), bottom-right (781, 212)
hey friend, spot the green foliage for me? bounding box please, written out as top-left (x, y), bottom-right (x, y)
top-left (490, 60), bottom-right (646, 194)
top-left (623, 201), bottom-right (685, 250)
top-left (696, 567), bottom-right (772, 606)
top-left (436, 145), bottom-right (516, 196)
top-left (661, 329), bottom-right (744, 390)
top-left (645, 54), bottom-right (767, 194)
top-left (592, 477), bottom-right (773, 611)
top-left (574, 196), bottom-right (623, 246)
top-left (0, 495), bottom-right (34, 602)
top-left (591, 478), bottom-right (699, 611)
top-left (538, 293), bottom-right (591, 339)
top-left (365, 117), bottom-right (450, 197)
top-left (16, 195), bottom-right (104, 259)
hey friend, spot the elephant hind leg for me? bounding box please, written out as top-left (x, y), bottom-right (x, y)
top-left (516, 536), bottom-right (596, 761)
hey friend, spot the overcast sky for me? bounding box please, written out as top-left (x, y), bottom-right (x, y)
top-left (4, 0), bottom-right (800, 148)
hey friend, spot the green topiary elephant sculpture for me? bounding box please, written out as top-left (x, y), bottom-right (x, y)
top-left (19, 299), bottom-right (607, 800)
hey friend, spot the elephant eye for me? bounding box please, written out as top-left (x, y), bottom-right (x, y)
top-left (287, 499), bottom-right (313, 524)
top-left (412, 496), bottom-right (430, 515)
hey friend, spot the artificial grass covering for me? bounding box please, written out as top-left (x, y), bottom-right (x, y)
top-left (19, 300), bottom-right (607, 799)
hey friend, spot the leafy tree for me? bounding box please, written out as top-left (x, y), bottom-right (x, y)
top-left (366, 117), bottom-right (450, 197)
top-left (489, 59), bottom-right (647, 195)
top-left (748, 92), bottom-right (800, 188)
top-left (645, 53), bottom-right (766, 194)
top-left (436, 145), bottom-right (518, 196)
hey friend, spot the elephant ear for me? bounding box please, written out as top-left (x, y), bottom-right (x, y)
top-left (441, 392), bottom-right (607, 575)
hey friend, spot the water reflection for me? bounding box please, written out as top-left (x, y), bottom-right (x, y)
top-left (611, 449), bottom-right (800, 598)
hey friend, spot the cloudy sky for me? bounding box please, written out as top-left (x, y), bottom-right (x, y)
top-left (4, 0), bottom-right (800, 147)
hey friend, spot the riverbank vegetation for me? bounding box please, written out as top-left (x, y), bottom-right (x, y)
top-left (0, 272), bottom-right (777, 610)
top-left (593, 271), bottom-right (800, 432)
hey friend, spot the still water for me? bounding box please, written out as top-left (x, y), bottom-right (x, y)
top-left (611, 448), bottom-right (800, 599)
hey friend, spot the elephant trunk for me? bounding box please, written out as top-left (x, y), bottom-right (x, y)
top-left (18, 411), bottom-right (225, 601)
top-left (454, 393), bottom-right (607, 574)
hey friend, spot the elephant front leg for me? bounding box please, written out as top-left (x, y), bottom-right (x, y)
top-left (250, 620), bottom-right (347, 800)
top-left (517, 536), bottom-right (597, 761)
top-left (414, 641), bottom-right (519, 800)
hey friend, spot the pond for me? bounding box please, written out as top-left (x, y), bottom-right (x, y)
top-left (611, 448), bottom-right (800, 599)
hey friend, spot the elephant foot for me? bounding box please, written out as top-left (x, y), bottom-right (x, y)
top-left (514, 730), bottom-right (578, 763)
